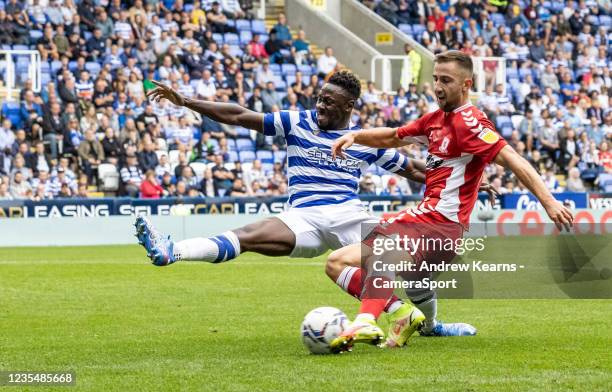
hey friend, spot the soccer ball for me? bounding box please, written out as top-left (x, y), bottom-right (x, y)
top-left (300, 307), bottom-right (349, 354)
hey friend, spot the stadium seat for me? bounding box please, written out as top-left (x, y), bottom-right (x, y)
top-left (224, 33), bottom-right (239, 45)
top-left (228, 45), bottom-right (243, 57)
top-left (273, 150), bottom-right (287, 163)
top-left (256, 150), bottom-right (273, 164)
top-left (281, 64), bottom-right (297, 76)
top-left (239, 30), bottom-right (253, 45)
top-left (398, 24), bottom-right (412, 35)
top-left (12, 44), bottom-right (28, 51)
top-left (298, 64), bottom-right (313, 76)
top-left (29, 30), bottom-right (43, 41)
top-left (285, 75), bottom-right (296, 87)
top-left (251, 20), bottom-right (267, 35)
top-left (154, 150), bottom-right (166, 161)
top-left (411, 24), bottom-right (425, 37)
top-left (227, 150), bottom-right (239, 163)
top-left (226, 138), bottom-right (237, 151)
top-left (270, 63), bottom-right (282, 75)
top-left (239, 151), bottom-right (256, 163)
top-left (212, 33), bottom-right (223, 44)
top-left (236, 138), bottom-right (255, 152)
top-left (41, 72), bottom-right (51, 85)
top-left (184, 3), bottom-right (193, 12)
top-left (190, 162), bottom-right (207, 180)
top-left (98, 163), bottom-right (119, 192)
top-left (262, 163), bottom-right (273, 174)
top-left (168, 150), bottom-right (180, 167)
top-left (258, 34), bottom-right (269, 44)
top-left (1, 101), bottom-right (22, 129)
top-left (491, 13), bottom-right (505, 27)
top-left (234, 126), bottom-right (251, 138)
top-left (51, 60), bottom-right (62, 73)
top-left (236, 19), bottom-right (251, 31)
top-left (599, 15), bottom-right (611, 28)
top-left (85, 62), bottom-right (101, 76)
top-left (274, 79), bottom-right (287, 91)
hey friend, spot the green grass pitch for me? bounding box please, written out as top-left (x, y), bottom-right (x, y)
top-left (1, 245), bottom-right (611, 391)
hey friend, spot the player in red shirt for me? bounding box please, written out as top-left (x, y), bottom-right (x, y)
top-left (327, 51), bottom-right (574, 353)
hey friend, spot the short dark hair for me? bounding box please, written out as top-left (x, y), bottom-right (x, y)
top-left (328, 69), bottom-right (361, 100)
top-left (434, 50), bottom-right (473, 76)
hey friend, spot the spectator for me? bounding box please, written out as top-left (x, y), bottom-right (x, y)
top-left (120, 154), bottom-right (144, 197)
top-left (211, 154), bottom-right (234, 196)
top-left (317, 47), bottom-right (337, 78)
top-left (138, 141), bottom-right (159, 172)
top-left (140, 170), bottom-right (165, 198)
top-left (78, 129), bottom-right (105, 182)
top-left (566, 167), bottom-right (586, 192)
top-left (9, 171), bottom-right (32, 199)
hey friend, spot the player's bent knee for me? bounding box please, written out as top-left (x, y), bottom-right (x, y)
top-left (325, 248), bottom-right (353, 280)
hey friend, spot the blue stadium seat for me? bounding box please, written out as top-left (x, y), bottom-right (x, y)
top-left (411, 24), bottom-right (425, 37)
top-left (68, 61), bottom-right (77, 71)
top-left (184, 4), bottom-right (194, 12)
top-left (51, 60), bottom-right (62, 73)
top-left (587, 15), bottom-right (599, 27)
top-left (298, 64), bottom-right (313, 76)
top-left (0, 0), bottom-right (5, 9)
top-left (1, 102), bottom-right (22, 129)
top-left (251, 20), bottom-right (267, 35)
top-left (236, 138), bottom-right (255, 152)
top-left (281, 63), bottom-right (296, 76)
top-left (273, 150), bottom-right (287, 163)
top-left (224, 33), bottom-right (239, 45)
top-left (40, 72), bottom-right (51, 85)
top-left (29, 30), bottom-right (43, 41)
top-left (599, 15), bottom-right (611, 28)
top-left (40, 61), bottom-right (50, 72)
top-left (228, 45), bottom-right (243, 57)
top-left (234, 126), bottom-right (251, 138)
top-left (239, 30), bottom-right (253, 45)
top-left (258, 34), bottom-right (269, 44)
top-left (270, 63), bottom-right (281, 75)
top-left (209, 138), bottom-right (220, 151)
top-left (398, 24), bottom-right (412, 35)
top-left (519, 68), bottom-right (531, 81)
top-left (506, 67), bottom-right (518, 79)
top-left (491, 13), bottom-right (505, 27)
top-left (274, 79), bottom-right (286, 91)
top-left (236, 19), bottom-right (251, 31)
top-left (212, 33), bottom-right (223, 44)
top-left (239, 150), bottom-right (256, 163)
top-left (12, 44), bottom-right (28, 51)
top-left (226, 138), bottom-right (237, 151)
top-left (256, 150), bottom-right (273, 164)
top-left (85, 62), bottom-right (101, 75)
top-left (226, 19), bottom-right (235, 28)
top-left (227, 150), bottom-right (239, 163)
top-left (262, 163), bottom-right (273, 174)
top-left (285, 75), bottom-right (296, 87)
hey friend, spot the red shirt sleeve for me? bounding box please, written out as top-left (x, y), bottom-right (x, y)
top-left (396, 113), bottom-right (429, 143)
top-left (455, 109), bottom-right (507, 163)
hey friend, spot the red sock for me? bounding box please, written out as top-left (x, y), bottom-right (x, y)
top-left (336, 266), bottom-right (363, 299)
top-left (346, 268), bottom-right (362, 299)
top-left (359, 276), bottom-right (395, 319)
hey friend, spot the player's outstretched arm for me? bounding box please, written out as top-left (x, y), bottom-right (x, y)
top-left (332, 127), bottom-right (403, 159)
top-left (494, 145), bottom-right (573, 231)
top-left (146, 80), bottom-right (264, 132)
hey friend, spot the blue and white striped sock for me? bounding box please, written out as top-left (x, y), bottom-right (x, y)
top-left (174, 231), bottom-right (241, 263)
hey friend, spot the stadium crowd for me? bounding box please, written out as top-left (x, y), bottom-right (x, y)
top-left (0, 0), bottom-right (610, 202)
top-left (363, 0), bottom-right (611, 193)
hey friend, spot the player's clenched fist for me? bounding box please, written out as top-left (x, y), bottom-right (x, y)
top-left (331, 133), bottom-right (356, 160)
top-left (146, 80), bottom-right (185, 107)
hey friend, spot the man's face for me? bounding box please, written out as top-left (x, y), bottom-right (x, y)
top-left (432, 61), bottom-right (472, 112)
top-left (315, 83), bottom-right (354, 130)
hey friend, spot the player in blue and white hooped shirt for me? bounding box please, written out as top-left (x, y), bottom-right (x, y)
top-left (137, 70), bottom-right (479, 338)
